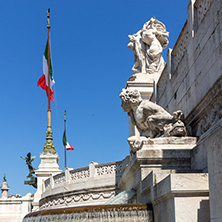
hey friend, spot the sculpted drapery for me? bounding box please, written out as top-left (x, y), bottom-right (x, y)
top-left (128, 17), bottom-right (169, 75)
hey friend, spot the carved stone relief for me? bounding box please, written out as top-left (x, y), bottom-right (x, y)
top-left (196, 102), bottom-right (222, 137)
top-left (186, 76), bottom-right (222, 138)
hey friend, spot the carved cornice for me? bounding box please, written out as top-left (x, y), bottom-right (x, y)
top-left (126, 81), bottom-right (153, 88)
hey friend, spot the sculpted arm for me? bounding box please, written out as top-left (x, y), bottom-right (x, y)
top-left (128, 110), bottom-right (136, 126)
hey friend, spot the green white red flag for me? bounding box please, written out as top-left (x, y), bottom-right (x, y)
top-left (63, 131), bottom-right (74, 150)
top-left (37, 39), bottom-right (55, 101)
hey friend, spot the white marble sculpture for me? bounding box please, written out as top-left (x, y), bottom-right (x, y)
top-left (120, 88), bottom-right (186, 145)
top-left (128, 17), bottom-right (169, 75)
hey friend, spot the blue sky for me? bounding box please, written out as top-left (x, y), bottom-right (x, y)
top-left (0, 0), bottom-right (188, 196)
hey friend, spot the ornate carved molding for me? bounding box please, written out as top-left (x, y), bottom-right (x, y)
top-left (40, 191), bottom-right (116, 210)
top-left (196, 101), bottom-right (222, 137)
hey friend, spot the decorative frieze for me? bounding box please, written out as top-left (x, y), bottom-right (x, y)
top-left (196, 101), bottom-right (222, 137)
top-left (186, 76), bottom-right (222, 138)
top-left (40, 191), bottom-right (115, 210)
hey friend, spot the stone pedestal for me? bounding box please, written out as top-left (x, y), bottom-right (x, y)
top-left (32, 152), bottom-right (62, 211)
top-left (118, 137), bottom-right (210, 221)
top-left (119, 137), bottom-right (197, 193)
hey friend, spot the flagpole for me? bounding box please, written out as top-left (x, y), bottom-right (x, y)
top-left (43, 8), bottom-right (56, 153)
top-left (47, 8), bottom-right (51, 128)
top-left (64, 110), bottom-right (67, 169)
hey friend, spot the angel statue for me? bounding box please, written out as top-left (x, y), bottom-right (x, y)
top-left (128, 17), bottom-right (169, 75)
top-left (20, 152), bottom-right (37, 188)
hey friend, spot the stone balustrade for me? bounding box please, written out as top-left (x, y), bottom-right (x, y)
top-left (70, 167), bottom-right (90, 181)
top-left (40, 158), bottom-right (129, 209)
top-left (43, 161), bottom-right (125, 192)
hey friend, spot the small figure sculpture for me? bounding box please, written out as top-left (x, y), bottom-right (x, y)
top-left (20, 152), bottom-right (37, 188)
top-left (128, 17), bottom-right (169, 75)
top-left (120, 88), bottom-right (187, 139)
top-left (3, 174), bottom-right (6, 182)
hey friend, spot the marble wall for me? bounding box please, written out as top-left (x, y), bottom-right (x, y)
top-left (155, 0), bottom-right (222, 221)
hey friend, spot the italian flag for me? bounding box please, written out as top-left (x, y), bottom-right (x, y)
top-left (37, 39), bottom-right (55, 101)
top-left (63, 132), bottom-right (74, 150)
